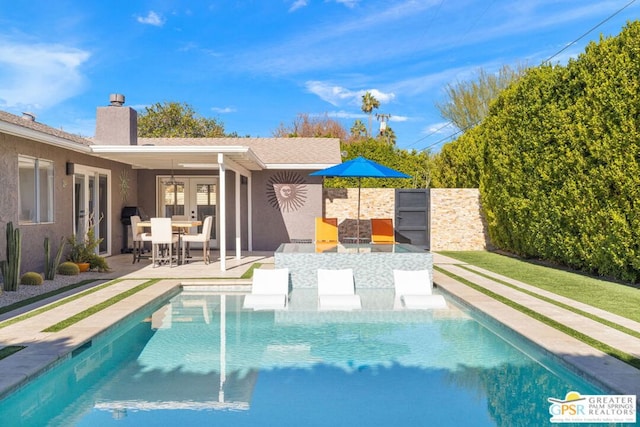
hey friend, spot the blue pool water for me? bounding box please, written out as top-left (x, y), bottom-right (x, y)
top-left (0, 289), bottom-right (616, 426)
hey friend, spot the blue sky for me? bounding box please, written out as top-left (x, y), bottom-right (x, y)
top-left (0, 1), bottom-right (638, 151)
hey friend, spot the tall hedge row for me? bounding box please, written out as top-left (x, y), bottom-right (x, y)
top-left (479, 21), bottom-right (640, 282)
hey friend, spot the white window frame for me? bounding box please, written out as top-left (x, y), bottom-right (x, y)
top-left (18, 155), bottom-right (54, 224)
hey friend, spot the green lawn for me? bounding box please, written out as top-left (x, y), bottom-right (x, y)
top-left (439, 251), bottom-right (640, 323)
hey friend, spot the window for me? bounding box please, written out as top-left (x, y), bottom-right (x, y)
top-left (19, 156), bottom-right (54, 223)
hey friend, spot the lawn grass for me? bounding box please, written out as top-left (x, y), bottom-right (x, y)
top-left (435, 265), bottom-right (640, 370)
top-left (43, 279), bottom-right (160, 332)
top-left (0, 279), bottom-right (97, 316)
top-left (439, 251), bottom-right (640, 323)
top-left (0, 279), bottom-right (123, 330)
top-left (241, 263), bottom-right (262, 279)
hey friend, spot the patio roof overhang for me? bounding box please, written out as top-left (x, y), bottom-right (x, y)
top-left (90, 144), bottom-right (266, 172)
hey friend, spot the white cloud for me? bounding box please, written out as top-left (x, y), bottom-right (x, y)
top-left (425, 121), bottom-right (455, 134)
top-left (334, 0), bottom-right (360, 8)
top-left (305, 81), bottom-right (395, 107)
top-left (289, 0), bottom-right (308, 12)
top-left (211, 106), bottom-right (236, 114)
top-left (0, 40), bottom-right (90, 110)
top-left (305, 81), bottom-right (357, 106)
top-left (361, 89), bottom-right (395, 104)
top-left (136, 11), bottom-right (165, 27)
top-left (389, 115), bottom-right (408, 122)
top-left (324, 110), bottom-right (365, 119)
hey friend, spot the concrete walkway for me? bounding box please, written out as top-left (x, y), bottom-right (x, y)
top-left (433, 253), bottom-right (640, 399)
top-left (0, 251), bottom-right (639, 405)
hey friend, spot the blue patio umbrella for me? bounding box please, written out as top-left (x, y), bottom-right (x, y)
top-left (310, 157), bottom-right (410, 242)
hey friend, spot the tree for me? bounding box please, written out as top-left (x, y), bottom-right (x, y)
top-left (272, 113), bottom-right (347, 140)
top-left (436, 64), bottom-right (527, 130)
top-left (378, 123), bottom-right (396, 145)
top-left (138, 101), bottom-right (228, 137)
top-left (350, 119), bottom-right (367, 139)
top-left (361, 91), bottom-right (380, 137)
top-left (324, 138), bottom-right (432, 189)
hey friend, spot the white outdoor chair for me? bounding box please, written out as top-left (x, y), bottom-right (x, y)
top-left (130, 215), bottom-right (152, 263)
top-left (243, 268), bottom-right (290, 310)
top-left (317, 268), bottom-right (361, 310)
top-left (393, 269), bottom-right (447, 309)
top-left (181, 216), bottom-right (213, 264)
top-left (151, 217), bottom-right (179, 267)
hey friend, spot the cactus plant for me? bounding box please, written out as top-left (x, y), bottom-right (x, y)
top-left (20, 272), bottom-right (43, 286)
top-left (44, 237), bottom-right (66, 280)
top-left (57, 261), bottom-right (80, 276)
top-left (1, 222), bottom-right (22, 291)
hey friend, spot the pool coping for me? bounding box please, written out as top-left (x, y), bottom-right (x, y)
top-left (1, 265), bottom-right (638, 412)
top-left (433, 268), bottom-right (640, 403)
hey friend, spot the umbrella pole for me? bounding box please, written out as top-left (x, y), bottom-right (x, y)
top-left (357, 178), bottom-right (361, 244)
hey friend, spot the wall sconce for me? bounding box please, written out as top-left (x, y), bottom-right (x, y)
top-left (241, 176), bottom-right (248, 185)
top-left (66, 162), bottom-right (75, 175)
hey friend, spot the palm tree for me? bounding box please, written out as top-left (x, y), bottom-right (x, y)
top-left (350, 119), bottom-right (367, 139)
top-left (379, 125), bottom-right (396, 145)
top-left (361, 91), bottom-right (380, 137)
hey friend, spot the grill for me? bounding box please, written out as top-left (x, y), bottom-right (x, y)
top-left (120, 206), bottom-right (149, 253)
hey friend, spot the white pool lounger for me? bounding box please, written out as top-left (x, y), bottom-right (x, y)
top-left (317, 268), bottom-right (362, 311)
top-left (243, 268), bottom-right (290, 310)
top-left (393, 269), bottom-right (447, 310)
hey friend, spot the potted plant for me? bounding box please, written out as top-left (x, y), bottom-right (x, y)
top-left (66, 215), bottom-right (109, 272)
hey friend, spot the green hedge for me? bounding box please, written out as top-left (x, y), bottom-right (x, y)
top-left (478, 21), bottom-right (640, 282)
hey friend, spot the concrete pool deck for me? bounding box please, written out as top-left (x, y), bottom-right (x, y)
top-left (0, 251), bottom-right (639, 405)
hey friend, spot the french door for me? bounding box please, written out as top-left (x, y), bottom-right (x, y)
top-left (73, 165), bottom-right (111, 255)
top-left (159, 176), bottom-right (218, 248)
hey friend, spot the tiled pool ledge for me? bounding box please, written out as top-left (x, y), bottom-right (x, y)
top-left (275, 243), bottom-right (432, 288)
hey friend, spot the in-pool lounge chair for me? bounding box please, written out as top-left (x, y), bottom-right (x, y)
top-left (243, 268), bottom-right (290, 310)
top-left (317, 268), bottom-right (362, 310)
top-left (370, 218), bottom-right (395, 244)
top-left (393, 269), bottom-right (447, 309)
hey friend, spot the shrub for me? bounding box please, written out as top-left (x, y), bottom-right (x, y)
top-left (20, 272), bottom-right (43, 286)
top-left (87, 253), bottom-right (110, 272)
top-left (58, 262), bottom-right (80, 276)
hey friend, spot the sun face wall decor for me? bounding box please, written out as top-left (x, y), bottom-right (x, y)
top-left (266, 171), bottom-right (308, 212)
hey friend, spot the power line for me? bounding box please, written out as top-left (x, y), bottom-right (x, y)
top-left (404, 121), bottom-right (454, 149)
top-left (410, 0), bottom-right (638, 152)
top-left (542, 0), bottom-right (637, 64)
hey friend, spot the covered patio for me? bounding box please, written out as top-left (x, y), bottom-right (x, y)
top-left (90, 135), bottom-right (340, 272)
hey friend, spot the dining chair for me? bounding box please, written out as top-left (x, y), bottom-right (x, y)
top-left (181, 216), bottom-right (213, 264)
top-left (151, 217), bottom-right (179, 267)
top-left (130, 215), bottom-right (152, 263)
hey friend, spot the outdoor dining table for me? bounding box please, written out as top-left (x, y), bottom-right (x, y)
top-left (136, 219), bottom-right (202, 265)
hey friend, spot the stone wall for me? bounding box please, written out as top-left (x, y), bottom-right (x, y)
top-left (429, 188), bottom-right (489, 251)
top-left (324, 188), bottom-right (395, 240)
top-left (323, 187), bottom-right (488, 250)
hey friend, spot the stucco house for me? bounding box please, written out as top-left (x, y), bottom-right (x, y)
top-left (0, 94), bottom-right (340, 274)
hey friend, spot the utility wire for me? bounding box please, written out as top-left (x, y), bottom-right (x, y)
top-left (410, 0), bottom-right (638, 152)
top-left (542, 0), bottom-right (637, 64)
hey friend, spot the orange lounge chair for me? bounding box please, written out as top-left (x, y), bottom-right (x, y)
top-left (315, 217), bottom-right (338, 243)
top-left (371, 218), bottom-right (394, 244)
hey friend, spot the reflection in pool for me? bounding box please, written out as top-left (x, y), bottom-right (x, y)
top-left (0, 289), bottom-right (606, 426)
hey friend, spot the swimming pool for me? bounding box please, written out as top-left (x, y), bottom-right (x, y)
top-left (0, 288), bottom-right (609, 426)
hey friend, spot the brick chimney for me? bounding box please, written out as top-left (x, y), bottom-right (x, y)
top-left (94, 94), bottom-right (138, 145)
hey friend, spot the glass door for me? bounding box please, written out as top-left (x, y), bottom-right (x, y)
top-left (159, 176), bottom-right (217, 247)
top-left (73, 166), bottom-right (111, 255)
top-left (190, 178), bottom-right (217, 248)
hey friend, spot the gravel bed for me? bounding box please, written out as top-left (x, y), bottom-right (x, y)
top-left (0, 272), bottom-right (109, 308)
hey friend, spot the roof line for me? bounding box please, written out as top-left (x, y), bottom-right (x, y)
top-left (0, 121), bottom-right (91, 154)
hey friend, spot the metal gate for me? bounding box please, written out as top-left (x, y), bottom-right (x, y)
top-left (394, 189), bottom-right (430, 249)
